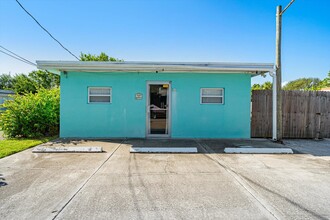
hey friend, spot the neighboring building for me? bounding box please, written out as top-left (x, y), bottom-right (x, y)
top-left (37, 61), bottom-right (274, 139)
top-left (0, 90), bottom-right (15, 110)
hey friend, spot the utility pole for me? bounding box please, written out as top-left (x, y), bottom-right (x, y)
top-left (275, 5), bottom-right (282, 141)
top-left (274, 0), bottom-right (295, 142)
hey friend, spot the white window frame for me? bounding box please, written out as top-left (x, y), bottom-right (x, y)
top-left (88, 87), bottom-right (112, 104)
top-left (200, 88), bottom-right (224, 104)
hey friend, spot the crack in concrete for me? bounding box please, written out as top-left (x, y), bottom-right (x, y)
top-left (194, 139), bottom-right (283, 220)
top-left (163, 155), bottom-right (170, 173)
top-left (51, 140), bottom-right (125, 220)
top-left (252, 154), bottom-right (272, 169)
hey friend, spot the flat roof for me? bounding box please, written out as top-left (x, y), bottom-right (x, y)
top-left (36, 61), bottom-right (275, 76)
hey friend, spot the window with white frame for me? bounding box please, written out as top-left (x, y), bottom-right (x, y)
top-left (200, 88), bottom-right (224, 104)
top-left (88, 87), bottom-right (111, 103)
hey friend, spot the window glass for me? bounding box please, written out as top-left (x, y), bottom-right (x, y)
top-left (202, 88), bottom-right (222, 96)
top-left (89, 88), bottom-right (111, 95)
top-left (88, 87), bottom-right (111, 103)
top-left (201, 88), bottom-right (224, 104)
top-left (90, 96), bottom-right (111, 103)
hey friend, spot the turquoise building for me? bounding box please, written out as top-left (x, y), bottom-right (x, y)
top-left (37, 61), bottom-right (273, 139)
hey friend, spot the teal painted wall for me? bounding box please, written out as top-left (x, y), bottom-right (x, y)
top-left (60, 72), bottom-right (251, 138)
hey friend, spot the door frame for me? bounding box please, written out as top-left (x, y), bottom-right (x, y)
top-left (146, 81), bottom-right (172, 138)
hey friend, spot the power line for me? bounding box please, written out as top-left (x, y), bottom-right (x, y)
top-left (15, 0), bottom-right (80, 61)
top-left (0, 45), bottom-right (36, 66)
top-left (0, 49), bottom-right (37, 67)
top-left (281, 0), bottom-right (296, 15)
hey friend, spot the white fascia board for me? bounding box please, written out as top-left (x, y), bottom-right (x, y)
top-left (36, 61), bottom-right (275, 75)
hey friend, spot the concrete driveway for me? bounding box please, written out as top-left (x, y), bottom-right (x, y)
top-left (0, 139), bottom-right (329, 220)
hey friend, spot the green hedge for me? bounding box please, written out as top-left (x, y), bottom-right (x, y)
top-left (0, 88), bottom-right (60, 138)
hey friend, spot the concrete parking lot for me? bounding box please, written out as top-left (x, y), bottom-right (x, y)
top-left (0, 138), bottom-right (329, 220)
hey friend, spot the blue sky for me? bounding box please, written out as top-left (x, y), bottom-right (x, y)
top-left (0, 0), bottom-right (329, 85)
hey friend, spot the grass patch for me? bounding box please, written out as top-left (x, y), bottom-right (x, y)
top-left (0, 137), bottom-right (56, 159)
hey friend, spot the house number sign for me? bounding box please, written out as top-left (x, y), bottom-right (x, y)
top-left (135, 93), bottom-right (143, 100)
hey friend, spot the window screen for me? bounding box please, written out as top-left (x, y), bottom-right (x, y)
top-left (200, 88), bottom-right (224, 104)
top-left (88, 87), bottom-right (111, 103)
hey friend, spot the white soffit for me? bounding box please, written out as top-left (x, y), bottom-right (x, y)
top-left (36, 61), bottom-right (275, 75)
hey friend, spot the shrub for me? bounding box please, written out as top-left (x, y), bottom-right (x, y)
top-left (0, 88), bottom-right (60, 138)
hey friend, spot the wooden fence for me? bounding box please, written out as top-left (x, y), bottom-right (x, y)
top-left (251, 90), bottom-right (330, 138)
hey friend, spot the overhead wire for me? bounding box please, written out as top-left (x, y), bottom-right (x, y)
top-left (0, 45), bottom-right (37, 66)
top-left (0, 49), bottom-right (37, 67)
top-left (281, 0), bottom-right (296, 15)
top-left (15, 0), bottom-right (80, 60)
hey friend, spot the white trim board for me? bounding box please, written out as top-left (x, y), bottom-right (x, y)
top-left (130, 147), bottom-right (198, 153)
top-left (36, 61), bottom-right (275, 75)
top-left (224, 148), bottom-right (293, 154)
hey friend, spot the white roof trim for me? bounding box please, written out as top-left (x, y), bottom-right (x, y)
top-left (36, 61), bottom-right (275, 75)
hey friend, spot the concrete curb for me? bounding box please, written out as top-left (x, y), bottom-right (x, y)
top-left (32, 146), bottom-right (103, 153)
top-left (130, 147), bottom-right (198, 153)
top-left (224, 147), bottom-right (293, 154)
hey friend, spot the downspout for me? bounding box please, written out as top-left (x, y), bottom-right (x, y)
top-left (270, 70), bottom-right (277, 141)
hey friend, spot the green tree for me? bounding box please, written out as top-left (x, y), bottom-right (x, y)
top-left (1, 71), bottom-right (59, 94)
top-left (0, 74), bottom-right (14, 90)
top-left (252, 84), bottom-right (262, 90)
top-left (262, 81), bottom-right (272, 90)
top-left (252, 81), bottom-right (273, 90)
top-left (319, 71), bottom-right (330, 89)
top-left (283, 78), bottom-right (322, 91)
top-left (0, 88), bottom-right (60, 138)
top-left (28, 70), bottom-right (60, 89)
top-left (80, 52), bottom-right (123, 61)
top-left (12, 74), bottom-right (38, 94)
